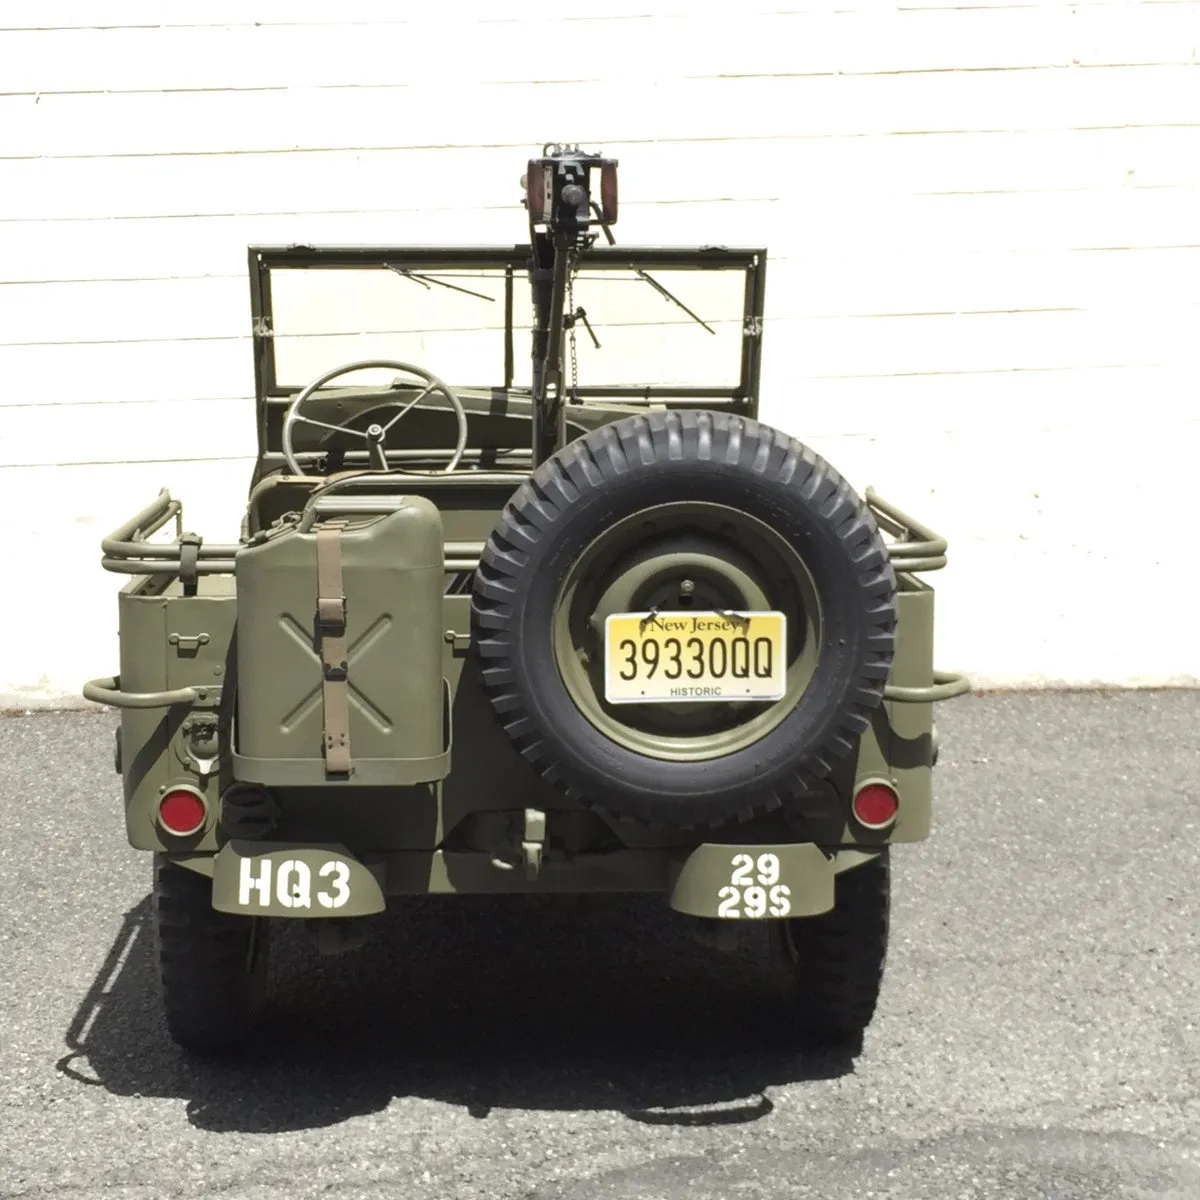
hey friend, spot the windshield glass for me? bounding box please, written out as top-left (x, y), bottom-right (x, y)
top-left (260, 247), bottom-right (760, 401)
top-left (271, 267), bottom-right (521, 391)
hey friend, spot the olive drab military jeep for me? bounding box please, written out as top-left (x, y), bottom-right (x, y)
top-left (87, 146), bottom-right (968, 1054)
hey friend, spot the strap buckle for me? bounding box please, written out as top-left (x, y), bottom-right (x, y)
top-left (316, 596), bottom-right (346, 634)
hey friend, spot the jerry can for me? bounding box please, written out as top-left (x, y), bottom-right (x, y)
top-left (233, 494), bottom-right (449, 786)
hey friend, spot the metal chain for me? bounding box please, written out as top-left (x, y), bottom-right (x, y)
top-left (566, 250), bottom-right (580, 402)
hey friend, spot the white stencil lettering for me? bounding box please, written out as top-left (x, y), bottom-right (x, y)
top-left (238, 856), bottom-right (272, 908)
top-left (275, 859), bottom-right (312, 909)
top-left (317, 860), bottom-right (351, 909)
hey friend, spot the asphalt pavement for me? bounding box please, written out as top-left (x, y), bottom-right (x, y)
top-left (1, 692), bottom-right (1198, 1199)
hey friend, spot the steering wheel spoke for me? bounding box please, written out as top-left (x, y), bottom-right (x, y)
top-left (380, 383), bottom-right (436, 434)
top-left (281, 359), bottom-right (469, 478)
top-left (291, 413), bottom-right (371, 440)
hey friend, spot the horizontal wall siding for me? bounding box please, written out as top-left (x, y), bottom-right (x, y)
top-left (6, 66), bottom-right (1200, 157)
top-left (3, 7), bottom-right (1198, 92)
top-left (4, 191), bottom-right (1197, 286)
top-left (5, 131), bottom-right (1198, 221)
top-left (1, 2), bottom-right (1197, 702)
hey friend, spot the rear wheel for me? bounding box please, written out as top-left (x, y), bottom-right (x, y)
top-left (153, 855), bottom-right (269, 1054)
top-left (773, 852), bottom-right (890, 1046)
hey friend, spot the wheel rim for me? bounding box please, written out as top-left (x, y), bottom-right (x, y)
top-left (553, 502), bottom-right (823, 763)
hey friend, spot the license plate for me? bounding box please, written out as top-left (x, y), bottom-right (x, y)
top-left (604, 610), bottom-right (786, 704)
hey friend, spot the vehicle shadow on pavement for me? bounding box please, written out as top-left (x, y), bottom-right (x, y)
top-left (59, 893), bottom-right (856, 1134)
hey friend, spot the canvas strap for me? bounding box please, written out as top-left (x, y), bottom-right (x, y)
top-left (315, 520), bottom-right (352, 777)
top-left (178, 531), bottom-right (201, 593)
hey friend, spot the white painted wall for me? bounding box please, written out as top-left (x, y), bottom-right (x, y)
top-left (1, 0), bottom-right (1197, 705)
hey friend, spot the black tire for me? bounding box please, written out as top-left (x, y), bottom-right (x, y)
top-left (471, 410), bottom-right (897, 827)
top-left (774, 852), bottom-right (890, 1046)
top-left (153, 855), bottom-right (268, 1055)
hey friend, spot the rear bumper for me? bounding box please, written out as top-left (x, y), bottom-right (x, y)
top-left (193, 839), bottom-right (875, 921)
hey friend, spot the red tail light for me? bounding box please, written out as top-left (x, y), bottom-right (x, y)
top-left (158, 787), bottom-right (207, 837)
top-left (853, 782), bottom-right (899, 830)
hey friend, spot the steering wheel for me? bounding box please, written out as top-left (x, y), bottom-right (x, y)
top-left (281, 359), bottom-right (469, 477)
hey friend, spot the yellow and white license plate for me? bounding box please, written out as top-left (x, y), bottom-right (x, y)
top-left (604, 610), bottom-right (786, 704)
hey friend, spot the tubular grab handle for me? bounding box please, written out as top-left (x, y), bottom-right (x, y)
top-left (297, 494), bottom-right (412, 532)
top-left (883, 670), bottom-right (971, 704)
top-left (83, 675), bottom-right (220, 710)
top-left (100, 557), bottom-right (238, 576)
top-left (101, 490), bottom-right (239, 562)
top-left (100, 490), bottom-right (180, 555)
top-left (866, 487), bottom-right (949, 572)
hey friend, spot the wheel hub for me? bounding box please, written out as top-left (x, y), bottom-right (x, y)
top-left (553, 502), bottom-right (823, 762)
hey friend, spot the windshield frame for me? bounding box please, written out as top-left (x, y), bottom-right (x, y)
top-left (247, 243), bottom-right (767, 415)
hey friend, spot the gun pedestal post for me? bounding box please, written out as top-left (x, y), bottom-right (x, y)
top-left (524, 145), bottom-right (618, 466)
top-left (530, 231), bottom-right (572, 467)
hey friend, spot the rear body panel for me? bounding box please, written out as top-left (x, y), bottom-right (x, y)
top-left (115, 567), bottom-right (939, 862)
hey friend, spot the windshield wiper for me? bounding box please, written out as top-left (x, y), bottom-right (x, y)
top-left (384, 265), bottom-right (495, 303)
top-left (589, 203), bottom-right (716, 336)
top-left (632, 268), bottom-right (716, 335)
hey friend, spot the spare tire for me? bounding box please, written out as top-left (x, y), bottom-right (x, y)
top-left (470, 410), bottom-right (896, 828)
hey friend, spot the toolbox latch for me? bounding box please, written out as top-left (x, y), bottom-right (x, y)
top-left (168, 631), bottom-right (210, 654)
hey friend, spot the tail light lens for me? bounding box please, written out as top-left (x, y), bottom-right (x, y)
top-left (158, 787), bottom-right (207, 837)
top-left (853, 781), bottom-right (899, 830)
